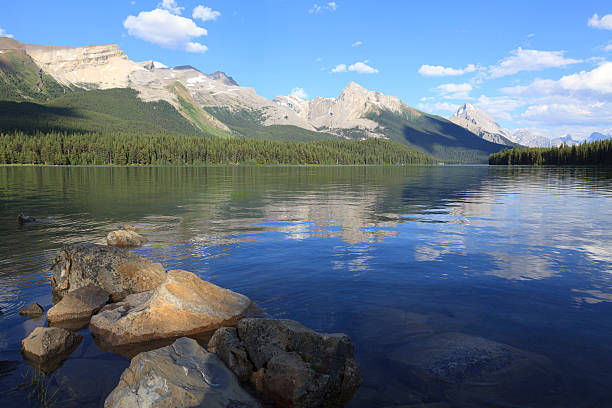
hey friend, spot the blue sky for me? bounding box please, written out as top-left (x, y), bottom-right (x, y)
top-left (2, 1), bottom-right (612, 137)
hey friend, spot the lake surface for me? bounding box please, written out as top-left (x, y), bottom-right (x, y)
top-left (1, 165), bottom-right (611, 407)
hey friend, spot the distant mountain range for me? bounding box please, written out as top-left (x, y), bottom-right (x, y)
top-left (447, 102), bottom-right (611, 148)
top-left (0, 37), bottom-right (512, 163)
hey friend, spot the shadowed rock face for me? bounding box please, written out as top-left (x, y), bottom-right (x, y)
top-left (21, 327), bottom-right (83, 374)
top-left (90, 270), bottom-right (257, 356)
top-left (104, 337), bottom-right (261, 408)
top-left (209, 319), bottom-right (361, 408)
top-left (50, 244), bottom-right (166, 302)
top-left (47, 285), bottom-right (110, 330)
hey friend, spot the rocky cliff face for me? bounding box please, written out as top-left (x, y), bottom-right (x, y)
top-left (24, 44), bottom-right (139, 89)
top-left (274, 81), bottom-right (412, 137)
top-left (449, 103), bottom-right (515, 146)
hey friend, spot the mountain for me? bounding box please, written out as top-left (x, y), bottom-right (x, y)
top-left (448, 103), bottom-right (515, 146)
top-left (588, 132), bottom-right (611, 142)
top-left (273, 83), bottom-right (508, 162)
top-left (0, 37), bottom-right (509, 163)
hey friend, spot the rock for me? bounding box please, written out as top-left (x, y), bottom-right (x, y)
top-left (209, 318), bottom-right (361, 408)
top-left (387, 332), bottom-right (551, 385)
top-left (18, 303), bottom-right (44, 318)
top-left (17, 214), bottom-right (36, 225)
top-left (90, 270), bottom-right (257, 356)
top-left (47, 285), bottom-right (110, 330)
top-left (21, 327), bottom-right (83, 374)
top-left (121, 224), bottom-right (137, 232)
top-left (104, 337), bottom-right (261, 408)
top-left (208, 327), bottom-right (254, 383)
top-left (106, 229), bottom-right (147, 248)
top-left (50, 243), bottom-right (166, 302)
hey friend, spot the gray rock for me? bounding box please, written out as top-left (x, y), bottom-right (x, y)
top-left (387, 332), bottom-right (551, 385)
top-left (50, 243), bottom-right (166, 302)
top-left (47, 285), bottom-right (110, 330)
top-left (21, 327), bottom-right (83, 374)
top-left (19, 303), bottom-right (44, 318)
top-left (104, 337), bottom-right (261, 408)
top-left (209, 318), bottom-right (361, 408)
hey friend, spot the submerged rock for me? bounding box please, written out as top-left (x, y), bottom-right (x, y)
top-left (106, 229), bottom-right (147, 248)
top-left (104, 337), bottom-right (261, 408)
top-left (208, 318), bottom-right (361, 408)
top-left (90, 270), bottom-right (257, 355)
top-left (18, 303), bottom-right (44, 318)
top-left (21, 327), bottom-right (83, 374)
top-left (48, 285), bottom-right (110, 330)
top-left (50, 243), bottom-right (166, 302)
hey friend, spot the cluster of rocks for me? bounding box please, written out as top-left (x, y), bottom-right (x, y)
top-left (19, 225), bottom-right (361, 407)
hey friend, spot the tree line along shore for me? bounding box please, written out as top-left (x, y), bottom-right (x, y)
top-left (489, 139), bottom-right (612, 165)
top-left (0, 131), bottom-right (438, 166)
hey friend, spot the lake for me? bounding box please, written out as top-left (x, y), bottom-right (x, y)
top-left (1, 165), bottom-right (611, 407)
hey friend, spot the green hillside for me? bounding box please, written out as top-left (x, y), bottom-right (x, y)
top-left (0, 88), bottom-right (204, 136)
top-left (365, 108), bottom-right (508, 163)
top-left (0, 49), bottom-right (71, 102)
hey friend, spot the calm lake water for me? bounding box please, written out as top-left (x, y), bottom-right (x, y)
top-left (1, 165), bottom-right (612, 407)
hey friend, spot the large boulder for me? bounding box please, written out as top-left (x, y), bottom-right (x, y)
top-left (50, 243), bottom-right (166, 302)
top-left (18, 303), bottom-right (44, 318)
top-left (90, 270), bottom-right (257, 356)
top-left (208, 319), bottom-right (361, 408)
top-left (104, 337), bottom-right (261, 408)
top-left (106, 229), bottom-right (147, 248)
top-left (21, 327), bottom-right (83, 374)
top-left (47, 285), bottom-right (110, 330)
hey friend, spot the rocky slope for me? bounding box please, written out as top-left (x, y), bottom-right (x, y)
top-left (449, 103), bottom-right (515, 146)
top-left (273, 82), bottom-right (410, 138)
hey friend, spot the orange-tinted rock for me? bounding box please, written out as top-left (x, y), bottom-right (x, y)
top-left (90, 270), bottom-right (256, 355)
top-left (106, 229), bottom-right (147, 248)
top-left (48, 285), bottom-right (110, 330)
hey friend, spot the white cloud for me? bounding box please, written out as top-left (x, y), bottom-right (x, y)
top-left (158, 0), bottom-right (183, 15)
top-left (418, 64), bottom-right (476, 76)
top-left (352, 41), bottom-right (362, 47)
top-left (332, 64), bottom-right (347, 73)
top-left (315, 57), bottom-right (323, 62)
top-left (502, 62), bottom-right (612, 97)
top-left (124, 8), bottom-right (208, 53)
top-left (309, 2), bottom-right (338, 14)
top-left (475, 95), bottom-right (526, 121)
top-left (193, 5), bottom-right (221, 22)
top-left (348, 61), bottom-right (378, 74)
top-left (291, 87), bottom-right (309, 100)
top-left (604, 43), bottom-right (612, 52)
top-left (520, 101), bottom-right (612, 126)
top-left (588, 14), bottom-right (612, 30)
top-left (332, 61), bottom-right (379, 74)
top-left (488, 47), bottom-right (581, 78)
top-left (0, 28), bottom-right (13, 38)
top-left (434, 82), bottom-right (473, 100)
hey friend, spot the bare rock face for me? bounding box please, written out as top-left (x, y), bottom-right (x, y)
top-left (208, 319), bottom-right (361, 408)
top-left (50, 243), bottom-right (166, 302)
top-left (106, 229), bottom-right (147, 248)
top-left (47, 285), bottom-right (110, 330)
top-left (18, 303), bottom-right (44, 318)
top-left (104, 337), bottom-right (261, 408)
top-left (21, 327), bottom-right (83, 374)
top-left (90, 270), bottom-right (256, 355)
